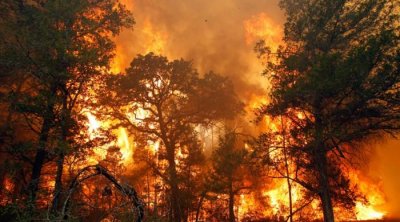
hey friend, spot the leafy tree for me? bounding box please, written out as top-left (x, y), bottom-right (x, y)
top-left (257, 0), bottom-right (400, 221)
top-left (98, 53), bottom-right (243, 222)
top-left (0, 0), bottom-right (133, 217)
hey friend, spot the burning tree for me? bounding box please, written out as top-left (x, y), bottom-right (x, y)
top-left (0, 0), bottom-right (133, 219)
top-left (97, 53), bottom-right (243, 222)
top-left (207, 129), bottom-right (252, 222)
top-left (257, 0), bottom-right (400, 221)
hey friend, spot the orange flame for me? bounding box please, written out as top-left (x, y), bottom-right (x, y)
top-left (117, 127), bottom-right (133, 165)
top-left (243, 13), bottom-right (282, 51)
top-left (349, 170), bottom-right (386, 220)
top-left (85, 112), bottom-right (134, 165)
top-left (142, 19), bottom-right (168, 55)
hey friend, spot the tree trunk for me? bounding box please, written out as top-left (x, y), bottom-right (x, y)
top-left (51, 91), bottom-right (68, 215)
top-left (284, 147), bottom-right (293, 222)
top-left (195, 192), bottom-right (205, 222)
top-left (281, 116), bottom-right (293, 222)
top-left (285, 164), bottom-right (293, 222)
top-left (170, 168), bottom-right (181, 222)
top-left (318, 151), bottom-right (335, 222)
top-left (28, 119), bottom-right (51, 205)
top-left (157, 104), bottom-right (183, 222)
top-left (228, 179), bottom-right (235, 222)
top-left (28, 84), bottom-right (56, 206)
top-left (167, 145), bottom-right (182, 222)
top-left (314, 102), bottom-right (335, 222)
top-left (51, 153), bottom-right (64, 214)
top-left (147, 170), bottom-right (151, 212)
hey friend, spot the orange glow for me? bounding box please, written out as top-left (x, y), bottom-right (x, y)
top-left (238, 94), bottom-right (388, 220)
top-left (243, 13), bottom-right (282, 51)
top-left (348, 170), bottom-right (386, 220)
top-left (85, 112), bottom-right (134, 165)
top-left (4, 177), bottom-right (13, 192)
top-left (110, 54), bottom-right (124, 74)
top-left (117, 127), bottom-right (133, 165)
top-left (82, 3), bottom-right (393, 220)
top-left (147, 140), bottom-right (160, 154)
top-left (355, 202), bottom-right (385, 220)
top-left (141, 19), bottom-right (167, 54)
top-left (86, 112), bottom-right (100, 137)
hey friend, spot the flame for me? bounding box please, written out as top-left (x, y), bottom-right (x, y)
top-left (4, 177), bottom-right (13, 192)
top-left (117, 127), bottom-right (133, 165)
top-left (238, 94), bottom-right (388, 220)
top-left (85, 112), bottom-right (107, 162)
top-left (355, 202), bottom-right (385, 220)
top-left (348, 170), bottom-right (386, 220)
top-left (86, 112), bottom-right (100, 136)
top-left (142, 19), bottom-right (168, 54)
top-left (80, 2), bottom-right (395, 220)
top-left (110, 54), bottom-right (124, 74)
top-left (147, 140), bottom-right (160, 154)
top-left (85, 112), bottom-right (134, 165)
top-left (263, 180), bottom-right (301, 214)
top-left (243, 13), bottom-right (282, 51)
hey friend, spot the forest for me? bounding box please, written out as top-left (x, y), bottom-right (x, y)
top-left (0, 0), bottom-right (399, 221)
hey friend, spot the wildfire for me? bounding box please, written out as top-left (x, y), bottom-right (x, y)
top-left (148, 140), bottom-right (159, 154)
top-left (117, 127), bottom-right (133, 165)
top-left (141, 19), bottom-right (168, 55)
top-left (85, 112), bottom-right (134, 166)
top-left (81, 3), bottom-right (392, 221)
top-left (263, 180), bottom-right (301, 214)
top-left (349, 170), bottom-right (386, 220)
top-left (110, 54), bottom-right (124, 74)
top-left (238, 93), bottom-right (388, 221)
top-left (243, 13), bottom-right (282, 51)
top-left (87, 112), bottom-right (100, 137)
top-left (355, 202), bottom-right (385, 220)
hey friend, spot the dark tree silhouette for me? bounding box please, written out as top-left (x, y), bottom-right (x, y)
top-left (97, 53), bottom-right (243, 221)
top-left (0, 0), bottom-right (133, 218)
top-left (257, 0), bottom-right (400, 221)
top-left (208, 129), bottom-right (252, 222)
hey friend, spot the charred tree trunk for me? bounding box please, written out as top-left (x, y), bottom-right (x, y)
top-left (51, 87), bottom-right (69, 215)
top-left (146, 170), bottom-right (151, 212)
top-left (156, 104), bottom-right (183, 222)
top-left (167, 145), bottom-right (182, 222)
top-left (285, 159), bottom-right (293, 222)
top-left (318, 150), bottom-right (334, 222)
top-left (50, 153), bottom-right (64, 214)
top-left (28, 85), bottom-right (56, 206)
top-left (28, 117), bottom-right (51, 205)
top-left (228, 179), bottom-right (235, 222)
top-left (281, 115), bottom-right (293, 222)
top-left (195, 191), bottom-right (206, 222)
top-left (314, 105), bottom-right (334, 222)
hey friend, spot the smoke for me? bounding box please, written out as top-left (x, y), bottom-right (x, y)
top-left (112, 0), bottom-right (400, 218)
top-left (116, 0), bottom-right (284, 100)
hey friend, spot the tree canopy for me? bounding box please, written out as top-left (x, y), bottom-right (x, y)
top-left (257, 0), bottom-right (400, 221)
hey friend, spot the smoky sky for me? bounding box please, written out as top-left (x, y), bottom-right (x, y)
top-left (116, 0), bottom-right (284, 99)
